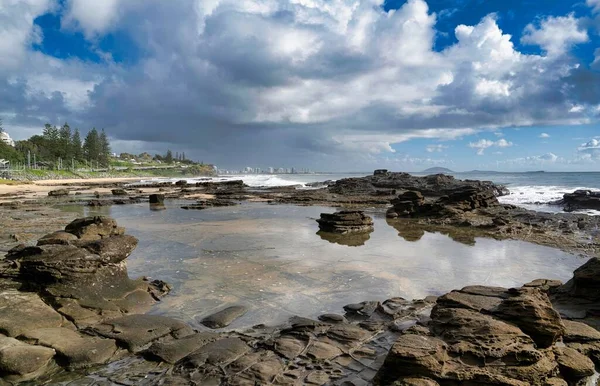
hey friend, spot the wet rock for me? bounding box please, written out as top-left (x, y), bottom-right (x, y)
top-left (181, 199), bottom-right (237, 210)
top-left (523, 279), bottom-right (563, 293)
top-left (36, 231), bottom-right (78, 246)
top-left (20, 327), bottom-right (117, 368)
top-left (149, 194), bottom-right (165, 205)
top-left (111, 189), bottom-right (128, 196)
top-left (0, 336), bottom-right (55, 377)
top-left (317, 211), bottom-right (374, 234)
top-left (554, 346), bottom-right (595, 380)
top-left (559, 190), bottom-right (600, 212)
top-left (343, 301), bottom-right (380, 317)
top-left (200, 305), bottom-right (248, 329)
top-left (318, 313), bottom-right (346, 323)
top-left (0, 290), bottom-right (65, 337)
top-left (182, 337), bottom-right (250, 368)
top-left (145, 332), bottom-right (219, 364)
top-left (374, 169), bottom-right (389, 176)
top-left (48, 189), bottom-right (69, 197)
top-left (64, 216), bottom-right (124, 240)
top-left (89, 314), bottom-right (194, 352)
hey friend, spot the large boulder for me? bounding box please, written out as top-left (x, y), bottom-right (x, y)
top-left (559, 190), bottom-right (600, 212)
top-left (0, 337), bottom-right (55, 379)
top-left (316, 210), bottom-right (374, 234)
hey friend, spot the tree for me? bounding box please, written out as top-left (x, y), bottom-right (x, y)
top-left (83, 128), bottom-right (100, 165)
top-left (165, 150), bottom-right (173, 164)
top-left (58, 122), bottom-right (72, 160)
top-left (72, 129), bottom-right (83, 162)
top-left (99, 129), bottom-right (111, 167)
top-left (0, 118), bottom-right (3, 134)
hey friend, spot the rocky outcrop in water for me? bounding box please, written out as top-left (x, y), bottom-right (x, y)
top-left (316, 210), bottom-right (374, 234)
top-left (553, 190), bottom-right (600, 212)
top-left (329, 172), bottom-right (508, 198)
top-left (181, 199), bottom-right (238, 210)
top-left (386, 186), bottom-right (500, 219)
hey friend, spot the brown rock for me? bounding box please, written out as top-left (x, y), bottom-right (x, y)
top-left (145, 332), bottom-right (219, 364)
top-left (0, 336), bottom-right (55, 376)
top-left (554, 346), bottom-right (595, 379)
top-left (37, 231), bottom-right (78, 246)
top-left (64, 216), bottom-right (124, 240)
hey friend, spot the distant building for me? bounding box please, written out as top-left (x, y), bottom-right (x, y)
top-left (0, 131), bottom-right (15, 147)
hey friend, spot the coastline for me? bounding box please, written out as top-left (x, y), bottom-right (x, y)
top-left (1, 171), bottom-right (600, 384)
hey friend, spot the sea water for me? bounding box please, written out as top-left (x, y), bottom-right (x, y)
top-left (138, 171), bottom-right (600, 214)
top-left (74, 202), bottom-right (587, 329)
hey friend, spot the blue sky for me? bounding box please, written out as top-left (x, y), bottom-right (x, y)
top-left (1, 0), bottom-right (600, 171)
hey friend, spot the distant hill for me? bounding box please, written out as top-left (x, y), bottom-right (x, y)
top-left (421, 167), bottom-right (454, 174)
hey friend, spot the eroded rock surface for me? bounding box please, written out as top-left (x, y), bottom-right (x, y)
top-left (317, 211), bottom-right (374, 234)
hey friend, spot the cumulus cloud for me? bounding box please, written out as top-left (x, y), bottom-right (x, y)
top-left (578, 138), bottom-right (600, 159)
top-left (539, 133), bottom-right (550, 138)
top-left (499, 153), bottom-right (559, 167)
top-left (468, 138), bottom-right (513, 155)
top-left (588, 0), bottom-right (600, 13)
top-left (0, 0), bottom-right (599, 169)
top-left (521, 14), bottom-right (588, 56)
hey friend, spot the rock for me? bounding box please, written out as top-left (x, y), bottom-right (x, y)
top-left (560, 257), bottom-right (600, 300)
top-left (306, 341), bottom-right (343, 360)
top-left (559, 190), bottom-right (600, 212)
top-left (374, 169), bottom-right (389, 176)
top-left (316, 211), bottom-right (374, 234)
top-left (74, 234), bottom-right (139, 264)
top-left (392, 378), bottom-right (440, 386)
top-left (181, 337), bottom-right (250, 367)
top-left (0, 336), bottom-right (55, 377)
top-left (181, 199), bottom-right (237, 210)
top-left (149, 194), bottom-right (165, 204)
top-left (48, 189), bottom-right (69, 197)
top-left (0, 290), bottom-right (65, 337)
top-left (274, 336), bottom-right (306, 359)
top-left (37, 231), bottom-right (78, 246)
top-left (523, 279), bottom-right (563, 293)
top-left (111, 189), bottom-right (128, 196)
top-left (64, 216), bottom-right (124, 240)
top-left (374, 334), bottom-right (448, 383)
top-left (20, 327), bottom-right (117, 368)
top-left (562, 320), bottom-right (600, 342)
top-left (554, 347), bottom-right (595, 380)
top-left (145, 332), bottom-right (219, 364)
top-left (200, 305), bottom-right (248, 329)
top-left (175, 180), bottom-right (188, 186)
top-left (493, 287), bottom-right (565, 348)
top-left (89, 314), bottom-right (194, 352)
top-left (343, 300), bottom-right (380, 317)
top-left (318, 313), bottom-right (346, 323)
top-left (317, 230), bottom-right (372, 247)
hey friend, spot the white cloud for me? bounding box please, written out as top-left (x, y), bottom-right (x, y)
top-left (539, 133), bottom-right (550, 138)
top-left (521, 14), bottom-right (588, 56)
top-left (468, 138), bottom-right (513, 155)
top-left (500, 152), bottom-right (559, 166)
top-left (578, 138), bottom-right (600, 159)
top-left (62, 0), bottom-right (123, 38)
top-left (588, 0), bottom-right (600, 13)
top-left (426, 144), bottom-right (448, 153)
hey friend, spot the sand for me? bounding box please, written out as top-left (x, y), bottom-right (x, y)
top-left (0, 177), bottom-right (145, 200)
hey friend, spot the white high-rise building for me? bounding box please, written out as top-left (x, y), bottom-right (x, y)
top-left (0, 131), bottom-right (15, 147)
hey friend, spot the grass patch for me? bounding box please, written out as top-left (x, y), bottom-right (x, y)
top-left (0, 178), bottom-right (30, 185)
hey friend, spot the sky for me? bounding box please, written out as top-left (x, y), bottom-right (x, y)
top-left (1, 0), bottom-right (600, 172)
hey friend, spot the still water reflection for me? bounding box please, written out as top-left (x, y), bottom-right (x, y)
top-left (63, 202), bottom-right (586, 329)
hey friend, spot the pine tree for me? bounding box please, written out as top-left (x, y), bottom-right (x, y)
top-left (72, 129), bottom-right (83, 162)
top-left (99, 129), bottom-right (111, 167)
top-left (83, 128), bottom-right (100, 165)
top-left (58, 123), bottom-right (72, 160)
top-left (165, 150), bottom-right (173, 164)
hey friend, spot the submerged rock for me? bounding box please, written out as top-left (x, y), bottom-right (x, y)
top-left (201, 305), bottom-right (248, 329)
top-left (181, 199), bottom-right (237, 210)
top-left (316, 210), bottom-right (374, 234)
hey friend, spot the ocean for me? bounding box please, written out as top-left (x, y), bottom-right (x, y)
top-left (139, 171), bottom-right (600, 215)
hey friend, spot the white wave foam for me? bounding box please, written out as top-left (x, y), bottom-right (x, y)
top-left (499, 185), bottom-right (600, 215)
top-left (139, 174), bottom-right (307, 187)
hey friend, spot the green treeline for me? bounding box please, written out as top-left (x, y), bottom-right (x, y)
top-left (0, 123), bottom-right (111, 169)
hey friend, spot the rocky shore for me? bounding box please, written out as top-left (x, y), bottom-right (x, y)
top-left (1, 171), bottom-right (600, 384)
top-left (1, 216), bottom-right (600, 384)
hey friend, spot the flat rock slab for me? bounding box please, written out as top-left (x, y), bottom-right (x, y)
top-left (200, 305), bottom-right (248, 329)
top-left (20, 327), bottom-right (117, 368)
top-left (89, 314), bottom-right (194, 352)
top-left (0, 336), bottom-right (56, 376)
top-left (145, 332), bottom-right (219, 364)
top-left (182, 337), bottom-right (250, 367)
top-left (0, 290), bottom-right (65, 337)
